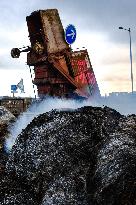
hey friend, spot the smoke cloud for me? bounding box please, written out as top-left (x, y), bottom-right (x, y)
top-left (5, 94), bottom-right (136, 152)
top-left (5, 97), bottom-right (83, 151)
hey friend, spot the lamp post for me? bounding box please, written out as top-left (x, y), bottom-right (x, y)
top-left (119, 27), bottom-right (134, 93)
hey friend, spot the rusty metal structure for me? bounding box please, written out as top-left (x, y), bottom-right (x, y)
top-left (11, 9), bottom-right (100, 99)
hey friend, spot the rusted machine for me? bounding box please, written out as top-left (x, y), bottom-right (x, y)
top-left (11, 9), bottom-right (100, 99)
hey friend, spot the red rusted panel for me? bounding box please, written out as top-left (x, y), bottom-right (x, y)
top-left (71, 49), bottom-right (100, 97)
top-left (37, 83), bottom-right (72, 97)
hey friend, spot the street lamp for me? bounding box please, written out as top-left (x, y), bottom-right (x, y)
top-left (119, 26), bottom-right (134, 93)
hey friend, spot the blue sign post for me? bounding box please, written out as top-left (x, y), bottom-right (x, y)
top-left (11, 85), bottom-right (17, 92)
top-left (65, 24), bottom-right (76, 45)
top-left (11, 85), bottom-right (17, 97)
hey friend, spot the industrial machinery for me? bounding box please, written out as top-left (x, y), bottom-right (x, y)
top-left (11, 9), bottom-right (100, 99)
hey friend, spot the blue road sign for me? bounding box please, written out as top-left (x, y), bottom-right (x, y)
top-left (65, 24), bottom-right (76, 45)
top-left (11, 85), bottom-right (17, 91)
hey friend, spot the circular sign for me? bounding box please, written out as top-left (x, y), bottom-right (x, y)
top-left (65, 24), bottom-right (76, 45)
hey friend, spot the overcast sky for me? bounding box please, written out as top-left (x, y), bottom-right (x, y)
top-left (0, 0), bottom-right (136, 96)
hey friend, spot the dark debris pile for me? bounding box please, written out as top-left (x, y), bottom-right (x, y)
top-left (0, 106), bottom-right (15, 176)
top-left (0, 106), bottom-right (136, 205)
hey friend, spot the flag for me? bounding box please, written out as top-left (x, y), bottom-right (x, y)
top-left (17, 78), bottom-right (25, 93)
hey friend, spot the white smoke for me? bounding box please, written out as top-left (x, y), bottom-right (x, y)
top-left (100, 93), bottom-right (136, 116)
top-left (5, 94), bottom-right (136, 152)
top-left (5, 97), bottom-right (87, 151)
